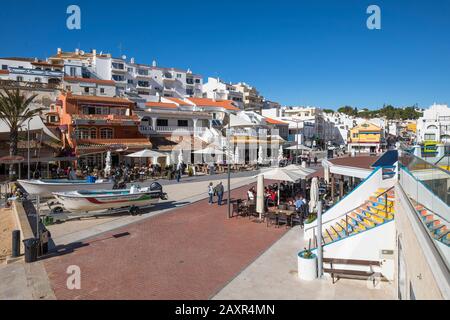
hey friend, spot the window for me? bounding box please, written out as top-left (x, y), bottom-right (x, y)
top-left (138, 81), bottom-right (149, 87)
top-left (186, 78), bottom-right (194, 84)
top-left (17, 76), bottom-right (23, 82)
top-left (353, 133), bottom-right (359, 138)
top-left (424, 133), bottom-right (436, 140)
top-left (84, 87), bottom-right (90, 93)
top-left (1, 65), bottom-right (7, 70)
top-left (100, 128), bottom-right (113, 139)
top-left (176, 73), bottom-right (182, 78)
top-left (186, 88), bottom-right (194, 95)
top-left (35, 77), bottom-right (41, 83)
top-left (90, 128), bottom-right (97, 139)
top-left (127, 79), bottom-right (134, 84)
top-left (75, 127), bottom-right (91, 139)
top-left (178, 120), bottom-right (188, 127)
top-left (69, 67), bottom-right (76, 77)
top-left (138, 69), bottom-right (149, 76)
top-left (156, 119), bottom-right (168, 127)
top-left (127, 67), bottom-right (133, 73)
top-left (195, 78), bottom-right (201, 84)
top-left (112, 75), bottom-right (125, 81)
top-left (100, 88), bottom-right (105, 94)
top-left (112, 62), bottom-right (124, 70)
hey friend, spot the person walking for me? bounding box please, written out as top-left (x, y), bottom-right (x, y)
top-left (208, 182), bottom-right (215, 205)
top-left (176, 162), bottom-right (182, 183)
top-left (215, 182), bottom-right (224, 206)
top-left (314, 156), bottom-right (318, 166)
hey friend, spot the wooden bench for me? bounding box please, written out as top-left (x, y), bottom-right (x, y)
top-left (323, 258), bottom-right (383, 286)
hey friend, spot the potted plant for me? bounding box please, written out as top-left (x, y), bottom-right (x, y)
top-left (297, 247), bottom-right (318, 280)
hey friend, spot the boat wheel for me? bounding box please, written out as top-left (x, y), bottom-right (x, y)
top-left (129, 206), bottom-right (139, 216)
top-left (51, 206), bottom-right (64, 214)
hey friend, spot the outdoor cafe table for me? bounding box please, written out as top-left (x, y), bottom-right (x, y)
top-left (268, 209), bottom-right (297, 227)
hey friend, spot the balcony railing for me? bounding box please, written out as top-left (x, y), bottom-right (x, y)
top-left (0, 80), bottom-right (61, 91)
top-left (139, 125), bottom-right (207, 135)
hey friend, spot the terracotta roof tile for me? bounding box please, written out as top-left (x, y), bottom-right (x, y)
top-left (265, 117), bottom-right (288, 125)
top-left (145, 102), bottom-right (178, 109)
top-left (64, 94), bottom-right (133, 105)
top-left (187, 98), bottom-right (239, 111)
top-left (64, 77), bottom-right (115, 86)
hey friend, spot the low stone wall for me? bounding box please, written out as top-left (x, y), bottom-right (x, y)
top-left (11, 200), bottom-right (35, 255)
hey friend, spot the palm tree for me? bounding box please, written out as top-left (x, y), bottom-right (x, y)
top-left (0, 89), bottom-right (43, 178)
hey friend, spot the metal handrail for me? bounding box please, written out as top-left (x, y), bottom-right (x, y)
top-left (308, 186), bottom-right (394, 241)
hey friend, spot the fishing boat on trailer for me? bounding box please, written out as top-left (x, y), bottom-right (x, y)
top-left (52, 183), bottom-right (166, 214)
top-left (18, 179), bottom-right (115, 197)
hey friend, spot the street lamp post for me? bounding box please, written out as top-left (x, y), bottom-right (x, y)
top-left (27, 118), bottom-right (32, 180)
top-left (227, 122), bottom-right (231, 219)
top-left (296, 120), bottom-right (299, 164)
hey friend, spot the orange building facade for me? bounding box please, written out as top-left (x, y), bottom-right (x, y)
top-left (54, 93), bottom-right (151, 167)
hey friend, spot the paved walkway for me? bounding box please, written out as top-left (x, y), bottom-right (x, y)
top-left (213, 227), bottom-right (395, 300)
top-left (43, 183), bottom-right (288, 300)
top-left (47, 174), bottom-right (256, 246)
top-left (0, 261), bottom-right (55, 300)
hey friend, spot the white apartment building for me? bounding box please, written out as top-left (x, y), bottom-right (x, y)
top-left (0, 57), bottom-right (63, 88)
top-left (202, 77), bottom-right (244, 109)
top-left (62, 77), bottom-right (116, 97)
top-left (49, 48), bottom-right (203, 101)
top-left (417, 103), bottom-right (450, 144)
top-left (233, 82), bottom-right (264, 112)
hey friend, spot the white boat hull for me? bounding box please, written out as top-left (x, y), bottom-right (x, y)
top-left (53, 189), bottom-right (162, 213)
top-left (18, 179), bottom-right (115, 197)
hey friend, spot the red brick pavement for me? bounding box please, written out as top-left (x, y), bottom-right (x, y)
top-left (43, 183), bottom-right (288, 300)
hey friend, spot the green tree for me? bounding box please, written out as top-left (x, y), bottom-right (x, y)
top-left (0, 89), bottom-right (42, 178)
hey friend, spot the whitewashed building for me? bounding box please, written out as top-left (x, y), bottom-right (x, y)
top-left (49, 48), bottom-right (203, 101)
top-left (202, 77), bottom-right (244, 109)
top-left (417, 103), bottom-right (450, 144)
top-left (232, 82), bottom-right (264, 112)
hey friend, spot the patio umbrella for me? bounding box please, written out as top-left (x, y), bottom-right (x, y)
top-left (277, 146), bottom-right (284, 164)
top-left (286, 144), bottom-right (312, 151)
top-left (234, 146), bottom-right (240, 164)
top-left (104, 151), bottom-right (112, 176)
top-left (258, 145), bottom-right (264, 165)
top-left (178, 149), bottom-right (183, 164)
top-left (193, 146), bottom-right (225, 155)
top-left (283, 164), bottom-right (316, 179)
top-left (309, 176), bottom-right (319, 214)
top-left (257, 167), bottom-right (304, 183)
top-left (256, 174), bottom-right (265, 220)
top-left (125, 149), bottom-right (166, 158)
top-left (256, 167), bottom-right (304, 205)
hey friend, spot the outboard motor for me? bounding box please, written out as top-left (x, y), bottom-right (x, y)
top-left (150, 182), bottom-right (167, 200)
top-left (149, 182), bottom-right (163, 191)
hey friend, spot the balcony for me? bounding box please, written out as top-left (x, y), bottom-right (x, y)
top-left (9, 67), bottom-right (63, 78)
top-left (136, 83), bottom-right (151, 90)
top-left (0, 80), bottom-right (61, 91)
top-left (111, 63), bottom-right (126, 73)
top-left (139, 125), bottom-right (207, 135)
top-left (163, 73), bottom-right (176, 81)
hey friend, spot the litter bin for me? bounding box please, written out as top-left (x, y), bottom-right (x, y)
top-left (23, 238), bottom-right (39, 263)
top-left (12, 230), bottom-right (21, 257)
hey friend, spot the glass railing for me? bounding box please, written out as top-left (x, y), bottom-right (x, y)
top-left (436, 155), bottom-right (450, 172)
top-left (399, 151), bottom-right (450, 207)
top-left (398, 150), bottom-right (449, 271)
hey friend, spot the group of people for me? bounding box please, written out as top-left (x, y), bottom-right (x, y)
top-left (208, 182), bottom-right (225, 206)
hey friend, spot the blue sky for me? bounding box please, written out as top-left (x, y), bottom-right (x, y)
top-left (1, 0), bottom-right (449, 109)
